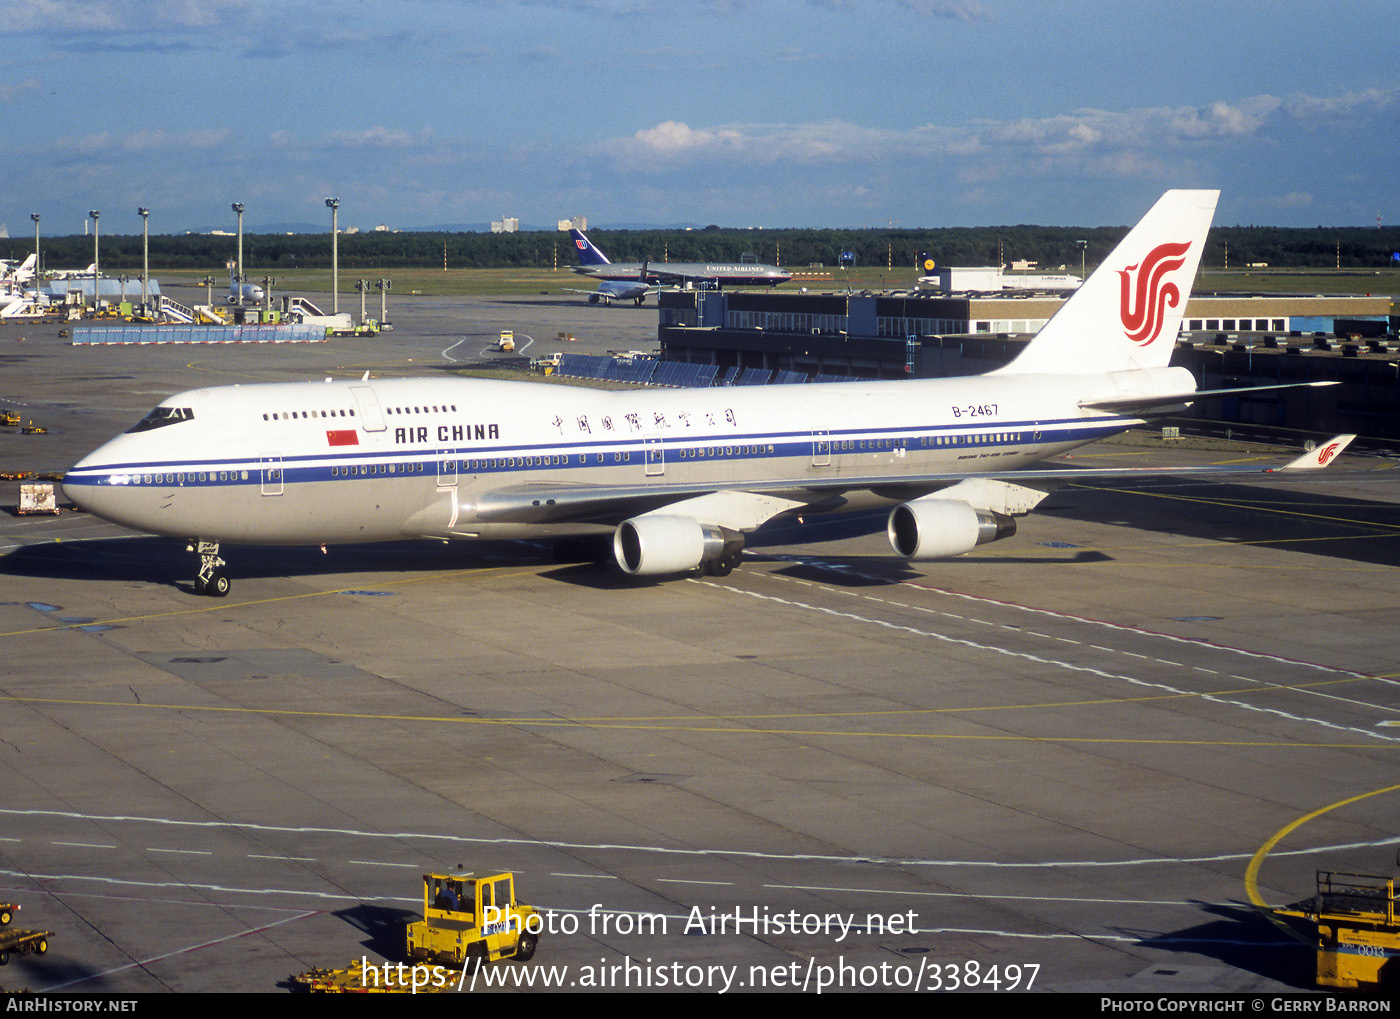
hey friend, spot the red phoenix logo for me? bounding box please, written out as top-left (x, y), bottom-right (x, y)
top-left (1317, 442), bottom-right (1340, 465)
top-left (1119, 241), bottom-right (1192, 346)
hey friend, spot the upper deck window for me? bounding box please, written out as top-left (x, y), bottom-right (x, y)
top-left (127, 406), bottom-right (194, 433)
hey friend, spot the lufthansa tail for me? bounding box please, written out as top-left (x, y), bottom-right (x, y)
top-left (997, 189), bottom-right (1219, 376)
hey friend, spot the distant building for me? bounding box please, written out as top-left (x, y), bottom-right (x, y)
top-left (658, 288), bottom-right (1391, 379)
top-left (491, 218), bottom-right (519, 234)
top-left (919, 265), bottom-right (1082, 293)
top-left (558, 216), bottom-right (587, 232)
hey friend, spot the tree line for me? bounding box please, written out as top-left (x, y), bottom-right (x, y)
top-left (6, 224), bottom-right (1399, 273)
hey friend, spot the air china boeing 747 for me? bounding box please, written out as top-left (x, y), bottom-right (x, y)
top-left (63, 190), bottom-right (1351, 596)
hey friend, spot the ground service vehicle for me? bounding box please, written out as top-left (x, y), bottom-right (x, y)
top-left (406, 871), bottom-right (539, 970)
top-left (290, 871), bottom-right (539, 991)
top-left (291, 959), bottom-right (439, 993)
top-left (0, 928), bottom-right (51, 966)
top-left (0, 900), bottom-right (55, 966)
top-left (1276, 871), bottom-right (1400, 989)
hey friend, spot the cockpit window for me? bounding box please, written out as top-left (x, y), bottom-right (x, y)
top-left (126, 406), bottom-right (194, 433)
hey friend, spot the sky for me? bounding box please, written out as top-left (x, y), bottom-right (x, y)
top-left (2, 0), bottom-right (1396, 237)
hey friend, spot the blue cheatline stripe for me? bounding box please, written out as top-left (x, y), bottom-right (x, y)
top-left (64, 418), bottom-right (1129, 489)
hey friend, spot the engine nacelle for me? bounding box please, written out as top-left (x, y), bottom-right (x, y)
top-left (887, 498), bottom-right (1016, 560)
top-left (614, 515), bottom-right (727, 576)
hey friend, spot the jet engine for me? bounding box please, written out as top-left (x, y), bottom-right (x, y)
top-left (613, 515), bottom-right (737, 576)
top-left (887, 498), bottom-right (1016, 560)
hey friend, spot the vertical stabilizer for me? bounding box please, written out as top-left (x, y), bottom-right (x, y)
top-left (569, 228), bottom-right (611, 267)
top-left (996, 189), bottom-right (1218, 375)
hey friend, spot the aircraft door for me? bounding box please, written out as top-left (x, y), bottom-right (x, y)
top-left (645, 436), bottom-right (664, 476)
top-left (811, 430), bottom-right (831, 467)
top-left (437, 449), bottom-right (457, 489)
top-left (350, 385), bottom-right (386, 432)
top-left (260, 454), bottom-right (284, 496)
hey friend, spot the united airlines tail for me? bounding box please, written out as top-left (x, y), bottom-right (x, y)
top-left (997, 189), bottom-right (1219, 376)
top-left (569, 228), bottom-right (611, 267)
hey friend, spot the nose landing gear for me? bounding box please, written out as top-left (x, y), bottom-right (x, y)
top-left (189, 540), bottom-right (230, 597)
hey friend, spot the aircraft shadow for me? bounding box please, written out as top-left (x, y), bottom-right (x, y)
top-left (0, 535), bottom-right (556, 592)
top-left (760, 549), bottom-right (1115, 587)
top-left (328, 903), bottom-right (419, 960)
top-left (1042, 477), bottom-right (1400, 568)
top-left (7, 476), bottom-right (1387, 596)
top-left (274, 903), bottom-right (419, 990)
top-left (1116, 900), bottom-right (1314, 991)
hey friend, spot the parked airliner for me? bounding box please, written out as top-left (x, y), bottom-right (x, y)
top-left (568, 229), bottom-right (791, 287)
top-left (227, 264), bottom-right (265, 304)
top-left (0, 254), bottom-right (37, 290)
top-left (63, 191), bottom-right (1350, 596)
top-left (563, 278), bottom-right (656, 306)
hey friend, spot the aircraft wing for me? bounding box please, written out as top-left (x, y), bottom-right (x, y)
top-left (639, 266), bottom-right (704, 284)
top-left (460, 435), bottom-right (1362, 530)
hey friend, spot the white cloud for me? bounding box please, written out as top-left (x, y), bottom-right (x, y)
top-left (62, 131), bottom-right (117, 156)
top-left (630, 121), bottom-right (745, 156)
top-left (270, 126), bottom-right (431, 150)
top-left (323, 127), bottom-right (427, 148)
top-left (118, 127), bottom-right (233, 152)
top-left (607, 87), bottom-right (1392, 181)
top-left (1282, 87), bottom-right (1398, 124)
top-left (10, 0), bottom-right (259, 33)
top-left (0, 77), bottom-right (42, 103)
top-left (1265, 191), bottom-right (1314, 209)
top-left (615, 119), bottom-right (913, 167)
top-left (28, 126), bottom-right (237, 163)
top-left (900, 0), bottom-right (988, 22)
top-left (1163, 97), bottom-right (1282, 140)
top-left (811, 0), bottom-right (989, 22)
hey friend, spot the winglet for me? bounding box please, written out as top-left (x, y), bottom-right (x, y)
top-left (1275, 435), bottom-right (1356, 471)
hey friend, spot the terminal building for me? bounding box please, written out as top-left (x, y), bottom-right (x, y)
top-left (657, 288), bottom-right (1400, 442)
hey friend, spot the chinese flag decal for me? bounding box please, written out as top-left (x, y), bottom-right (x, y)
top-left (327, 430), bottom-right (359, 446)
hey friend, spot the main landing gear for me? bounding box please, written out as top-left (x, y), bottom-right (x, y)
top-left (701, 550), bottom-right (739, 577)
top-left (189, 540), bottom-right (230, 597)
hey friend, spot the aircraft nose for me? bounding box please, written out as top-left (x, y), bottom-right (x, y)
top-left (61, 441), bottom-right (142, 526)
top-left (62, 465), bottom-right (122, 519)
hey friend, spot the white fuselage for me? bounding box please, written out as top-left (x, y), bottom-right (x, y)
top-left (61, 370), bottom-right (1174, 547)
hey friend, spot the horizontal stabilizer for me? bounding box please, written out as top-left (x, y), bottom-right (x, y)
top-left (1080, 380), bottom-right (1339, 417)
top-left (1274, 435), bottom-right (1356, 471)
